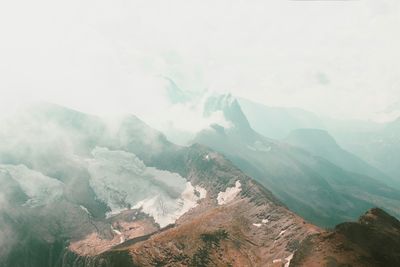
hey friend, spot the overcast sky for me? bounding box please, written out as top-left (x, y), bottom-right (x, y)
top-left (1, 0), bottom-right (399, 123)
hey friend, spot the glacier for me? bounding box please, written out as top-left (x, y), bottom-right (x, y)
top-left (86, 147), bottom-right (206, 227)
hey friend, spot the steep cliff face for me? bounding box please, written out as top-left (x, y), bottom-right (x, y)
top-left (290, 208), bottom-right (400, 267)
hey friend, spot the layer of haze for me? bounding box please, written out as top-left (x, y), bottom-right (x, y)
top-left (1, 0), bottom-right (400, 125)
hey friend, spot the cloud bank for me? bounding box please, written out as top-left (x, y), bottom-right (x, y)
top-left (0, 0), bottom-right (399, 123)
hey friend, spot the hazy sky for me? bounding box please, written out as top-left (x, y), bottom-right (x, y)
top-left (1, 0), bottom-right (399, 122)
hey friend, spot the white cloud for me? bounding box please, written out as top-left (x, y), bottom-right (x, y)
top-left (0, 0), bottom-right (399, 122)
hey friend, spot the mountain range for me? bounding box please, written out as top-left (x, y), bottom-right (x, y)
top-left (194, 94), bottom-right (400, 227)
top-left (0, 100), bottom-right (399, 267)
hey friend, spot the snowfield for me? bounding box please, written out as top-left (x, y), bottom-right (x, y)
top-left (217, 180), bottom-right (242, 205)
top-left (87, 147), bottom-right (206, 227)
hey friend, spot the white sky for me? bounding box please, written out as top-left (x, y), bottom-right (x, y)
top-left (0, 0), bottom-right (399, 122)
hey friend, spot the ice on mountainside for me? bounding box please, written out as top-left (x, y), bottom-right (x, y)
top-left (217, 180), bottom-right (242, 205)
top-left (111, 225), bottom-right (124, 244)
top-left (133, 182), bottom-right (205, 227)
top-left (87, 147), bottom-right (206, 227)
top-left (279, 230), bottom-right (287, 237)
top-left (284, 254), bottom-right (294, 267)
top-left (0, 164), bottom-right (64, 207)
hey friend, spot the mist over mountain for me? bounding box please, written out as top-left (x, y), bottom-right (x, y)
top-left (284, 129), bottom-right (397, 188)
top-left (330, 118), bottom-right (400, 186)
top-left (0, 99), bottom-right (399, 266)
top-left (1, 0), bottom-right (400, 265)
top-left (0, 104), bottom-right (317, 267)
top-left (193, 94), bottom-right (400, 227)
top-left (237, 97), bottom-right (325, 139)
top-left (230, 96), bottom-right (400, 188)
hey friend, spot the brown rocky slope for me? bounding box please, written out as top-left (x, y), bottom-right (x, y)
top-left (66, 149), bottom-right (319, 267)
top-left (290, 208), bottom-right (400, 267)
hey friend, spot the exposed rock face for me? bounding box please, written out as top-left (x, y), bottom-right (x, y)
top-left (290, 208), bottom-right (400, 267)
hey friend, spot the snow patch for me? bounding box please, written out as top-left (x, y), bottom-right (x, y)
top-left (284, 254), bottom-right (294, 267)
top-left (79, 205), bottom-right (90, 215)
top-left (279, 230), bottom-right (286, 237)
top-left (273, 259), bottom-right (282, 263)
top-left (217, 180), bottom-right (242, 205)
top-left (253, 218), bottom-right (269, 227)
top-left (133, 182), bottom-right (205, 227)
top-left (87, 147), bottom-right (206, 228)
top-left (111, 225), bottom-right (124, 244)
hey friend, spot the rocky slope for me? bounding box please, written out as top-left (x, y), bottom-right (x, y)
top-left (291, 208), bottom-right (400, 267)
top-left (65, 153), bottom-right (318, 267)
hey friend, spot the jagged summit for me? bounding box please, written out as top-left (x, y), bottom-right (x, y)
top-left (203, 93), bottom-right (252, 131)
top-left (164, 77), bottom-right (191, 104)
top-left (358, 207), bottom-right (400, 230)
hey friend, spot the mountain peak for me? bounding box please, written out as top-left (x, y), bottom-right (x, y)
top-left (203, 93), bottom-right (252, 131)
top-left (359, 208), bottom-right (400, 229)
top-left (291, 207), bottom-right (400, 267)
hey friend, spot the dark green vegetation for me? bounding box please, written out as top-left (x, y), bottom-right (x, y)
top-left (191, 230), bottom-right (229, 267)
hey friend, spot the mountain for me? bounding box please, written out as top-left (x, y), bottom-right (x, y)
top-left (0, 104), bottom-right (318, 267)
top-left (291, 208), bottom-right (400, 267)
top-left (284, 128), bottom-right (395, 187)
top-left (237, 97), bottom-right (325, 139)
top-left (193, 94), bottom-right (400, 227)
top-left (235, 97), bottom-right (399, 187)
top-left (1, 103), bottom-right (399, 266)
top-left (330, 117), bottom-right (400, 186)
